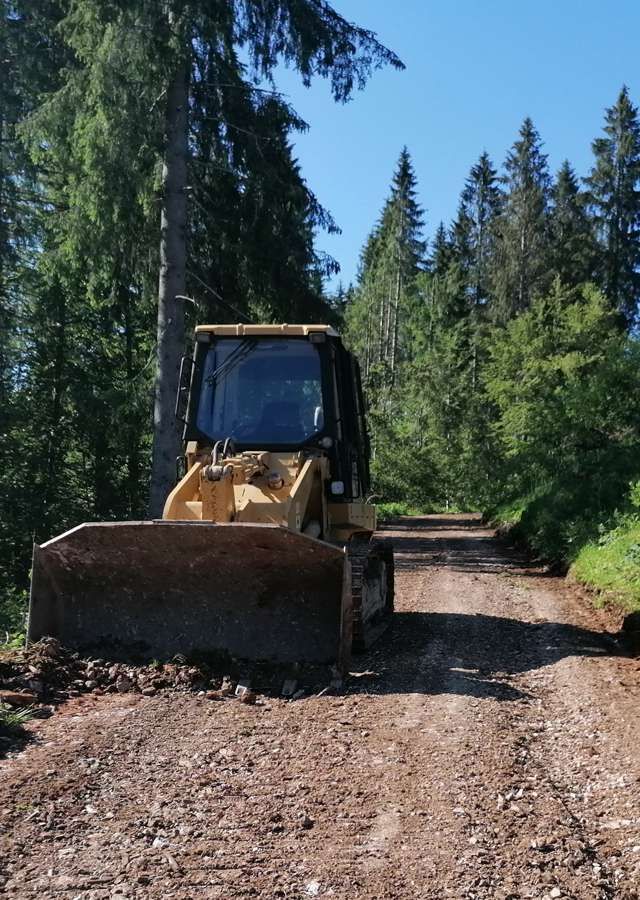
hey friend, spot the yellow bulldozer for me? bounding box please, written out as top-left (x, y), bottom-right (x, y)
top-left (27, 325), bottom-right (394, 672)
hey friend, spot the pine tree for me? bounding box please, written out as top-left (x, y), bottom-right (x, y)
top-left (0, 2), bottom-right (71, 612)
top-left (14, 0), bottom-right (404, 518)
top-left (484, 280), bottom-right (640, 557)
top-left (453, 152), bottom-right (502, 309)
top-left (425, 225), bottom-right (468, 327)
top-left (492, 118), bottom-right (552, 321)
top-left (193, 90), bottom-right (341, 323)
top-left (586, 86), bottom-right (640, 327)
top-left (549, 160), bottom-right (596, 287)
top-left (347, 148), bottom-right (424, 384)
top-left (430, 222), bottom-right (455, 276)
top-left (450, 154), bottom-right (502, 392)
top-left (0, 0), bottom-right (406, 618)
top-left (0, 2), bottom-right (64, 407)
top-left (145, 1), bottom-right (403, 513)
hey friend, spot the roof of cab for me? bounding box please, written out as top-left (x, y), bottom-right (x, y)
top-left (194, 324), bottom-right (340, 337)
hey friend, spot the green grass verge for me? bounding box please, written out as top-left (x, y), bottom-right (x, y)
top-left (489, 479), bottom-right (640, 614)
top-left (0, 702), bottom-right (34, 732)
top-left (571, 518), bottom-right (640, 612)
top-left (0, 586), bottom-right (28, 650)
top-left (487, 497), bottom-right (528, 530)
top-left (377, 501), bottom-right (427, 522)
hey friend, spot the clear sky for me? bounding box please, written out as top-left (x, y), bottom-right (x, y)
top-left (270, 0), bottom-right (640, 289)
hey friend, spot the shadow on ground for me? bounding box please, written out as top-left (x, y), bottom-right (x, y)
top-left (352, 611), bottom-right (619, 702)
top-left (0, 723), bottom-right (34, 759)
top-left (382, 515), bottom-right (555, 575)
top-left (355, 515), bottom-right (618, 701)
top-left (381, 515), bottom-right (537, 575)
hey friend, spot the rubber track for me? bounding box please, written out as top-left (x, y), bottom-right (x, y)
top-left (348, 534), bottom-right (395, 653)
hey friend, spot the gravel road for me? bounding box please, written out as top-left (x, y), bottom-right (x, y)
top-left (1, 514), bottom-right (639, 899)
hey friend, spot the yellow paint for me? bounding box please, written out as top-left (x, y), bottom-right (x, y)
top-left (163, 462), bottom-right (202, 520)
top-left (163, 323), bottom-right (376, 543)
top-left (328, 502), bottom-right (376, 537)
top-left (163, 447), bottom-right (371, 543)
top-left (194, 323), bottom-right (339, 337)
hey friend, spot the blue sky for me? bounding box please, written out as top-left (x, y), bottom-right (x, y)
top-left (270, 0), bottom-right (640, 289)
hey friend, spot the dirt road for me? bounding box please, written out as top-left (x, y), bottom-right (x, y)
top-left (1, 514), bottom-right (639, 899)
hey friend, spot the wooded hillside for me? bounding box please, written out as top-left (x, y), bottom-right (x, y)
top-left (345, 91), bottom-right (640, 605)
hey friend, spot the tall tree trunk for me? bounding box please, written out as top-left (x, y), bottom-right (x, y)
top-left (518, 225), bottom-right (527, 311)
top-left (377, 279), bottom-right (385, 365)
top-left (42, 287), bottom-right (66, 539)
top-left (364, 293), bottom-right (373, 378)
top-left (382, 268), bottom-right (392, 361)
top-left (389, 209), bottom-right (405, 383)
top-left (148, 60), bottom-right (189, 517)
top-left (122, 280), bottom-right (141, 517)
top-left (389, 263), bottom-right (402, 383)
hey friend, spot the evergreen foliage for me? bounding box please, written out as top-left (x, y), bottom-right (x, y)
top-left (491, 118), bottom-right (552, 322)
top-left (0, 0), bottom-right (401, 625)
top-left (586, 86), bottom-right (640, 328)
top-left (453, 151), bottom-right (502, 309)
top-left (549, 160), bottom-right (597, 287)
top-left (343, 87), bottom-right (640, 558)
top-left (344, 149), bottom-right (429, 508)
top-left (346, 148), bottom-right (424, 385)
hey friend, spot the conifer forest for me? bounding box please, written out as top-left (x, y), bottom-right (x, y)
top-left (2, 1), bottom-right (640, 634)
top-left (4, 6), bottom-right (640, 897)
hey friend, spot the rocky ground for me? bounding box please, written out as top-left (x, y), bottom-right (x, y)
top-left (1, 514), bottom-right (639, 899)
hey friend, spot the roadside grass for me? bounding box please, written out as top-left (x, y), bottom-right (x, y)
top-left (0, 702), bottom-right (34, 732)
top-left (0, 587), bottom-right (27, 651)
top-left (571, 518), bottom-right (640, 612)
top-left (489, 480), bottom-right (640, 614)
top-left (377, 501), bottom-right (427, 521)
top-left (377, 500), bottom-right (467, 522)
top-left (487, 495), bottom-right (529, 530)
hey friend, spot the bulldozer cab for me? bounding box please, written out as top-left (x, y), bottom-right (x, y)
top-left (180, 325), bottom-right (372, 504)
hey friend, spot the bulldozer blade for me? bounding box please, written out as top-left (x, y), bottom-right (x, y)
top-left (28, 521), bottom-right (350, 668)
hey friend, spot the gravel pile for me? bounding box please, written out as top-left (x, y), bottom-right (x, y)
top-left (0, 638), bottom-right (221, 709)
top-left (0, 639), bottom-right (330, 713)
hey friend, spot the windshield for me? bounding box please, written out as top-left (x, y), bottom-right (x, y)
top-left (195, 338), bottom-right (325, 445)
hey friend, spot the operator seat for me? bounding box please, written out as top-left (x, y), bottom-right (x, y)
top-left (256, 400), bottom-right (303, 442)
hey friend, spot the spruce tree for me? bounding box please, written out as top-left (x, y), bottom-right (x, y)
top-left (484, 280), bottom-right (640, 555)
top-left (0, 2), bottom-right (70, 610)
top-left (549, 160), bottom-right (596, 287)
top-left (450, 154), bottom-right (502, 392)
top-left (425, 224), bottom-right (468, 326)
top-left (430, 222), bottom-right (455, 276)
top-left (453, 152), bottom-right (502, 309)
top-left (148, 2), bottom-right (403, 514)
top-left (586, 86), bottom-right (640, 327)
top-left (347, 148), bottom-right (424, 384)
top-left (0, 0), bottom-right (405, 614)
top-left (14, 0), bottom-right (404, 517)
top-left (492, 118), bottom-right (551, 321)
